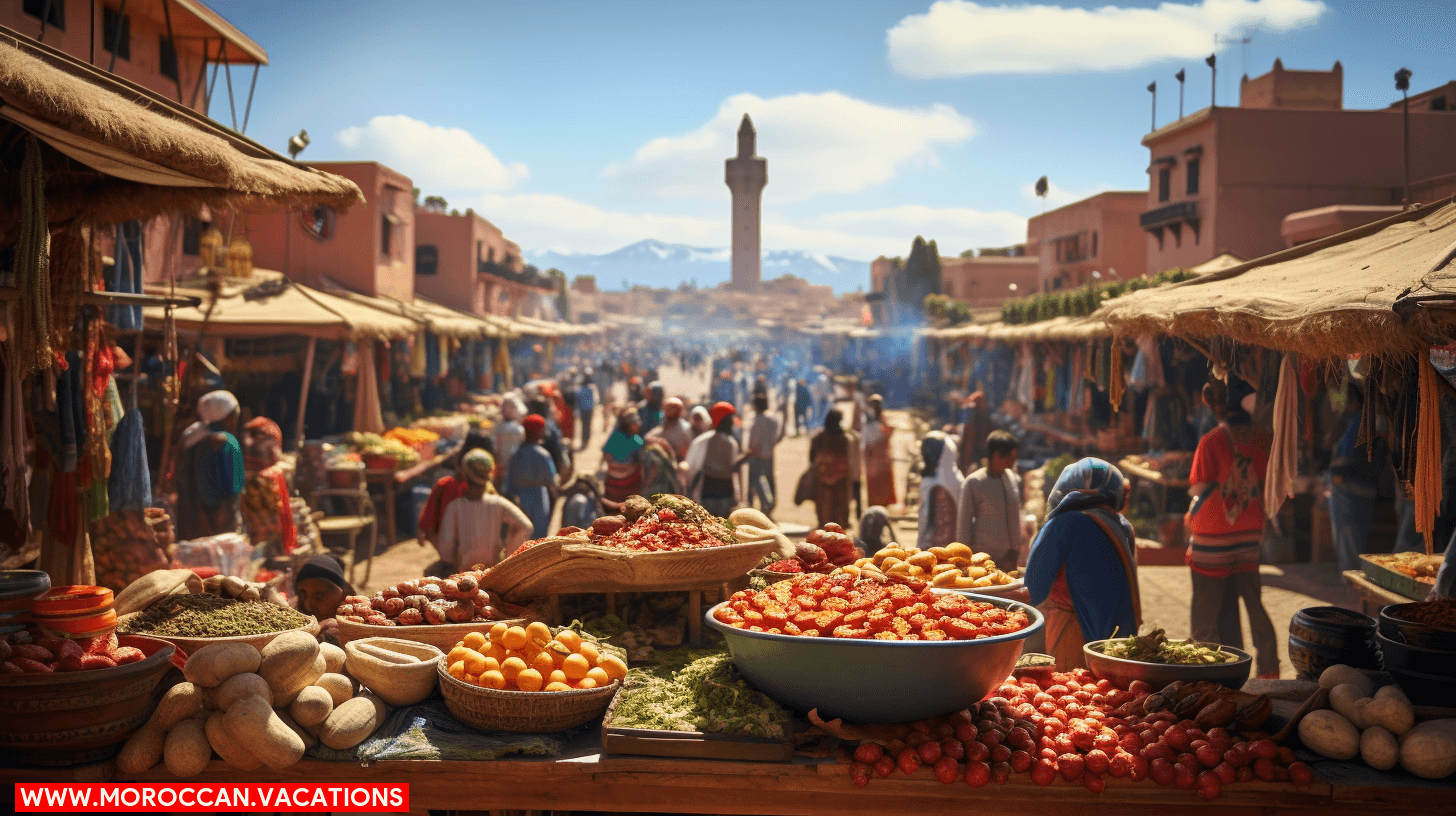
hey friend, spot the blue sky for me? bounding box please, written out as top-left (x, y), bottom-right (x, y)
top-left (211, 0), bottom-right (1456, 263)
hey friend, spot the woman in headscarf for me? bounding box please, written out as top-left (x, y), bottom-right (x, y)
top-left (601, 409), bottom-right (648, 506)
top-left (295, 554), bottom-right (354, 645)
top-left (503, 414), bottom-right (558, 538)
top-left (417, 431), bottom-right (494, 549)
top-left (688, 404), bottom-right (712, 439)
top-left (1024, 458), bottom-right (1142, 669)
top-left (437, 449), bottom-right (533, 572)
top-left (861, 395), bottom-right (896, 509)
top-left (240, 417), bottom-right (296, 554)
top-left (685, 402), bottom-right (741, 518)
top-left (174, 390), bottom-right (245, 540)
top-left (916, 431), bottom-right (963, 551)
top-left (806, 408), bottom-right (853, 528)
top-left (492, 393), bottom-right (527, 470)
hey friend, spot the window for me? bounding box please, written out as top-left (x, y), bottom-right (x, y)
top-left (1433, 96), bottom-right (1448, 111)
top-left (1157, 168), bottom-right (1171, 202)
top-left (416, 245), bottom-right (438, 276)
top-left (103, 7), bottom-right (131, 60)
top-left (381, 214), bottom-right (394, 255)
top-left (1186, 157), bottom-right (1201, 195)
top-left (23, 0), bottom-right (65, 30)
top-left (159, 36), bottom-right (178, 81)
top-left (1091, 231), bottom-right (1099, 257)
top-left (182, 218), bottom-right (208, 256)
top-left (301, 205), bottom-right (335, 240)
top-left (475, 240), bottom-right (483, 262)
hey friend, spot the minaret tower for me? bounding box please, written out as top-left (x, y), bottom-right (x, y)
top-left (725, 114), bottom-right (767, 291)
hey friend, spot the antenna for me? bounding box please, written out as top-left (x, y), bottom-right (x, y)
top-left (1214, 22), bottom-right (1260, 81)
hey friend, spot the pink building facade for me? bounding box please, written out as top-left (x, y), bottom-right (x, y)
top-left (1026, 192), bottom-right (1148, 290)
top-left (414, 210), bottom-right (553, 318)
top-left (939, 255), bottom-right (1041, 306)
top-left (246, 162), bottom-right (416, 301)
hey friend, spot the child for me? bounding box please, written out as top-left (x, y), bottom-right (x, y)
top-left (957, 430), bottom-right (1026, 568)
top-left (437, 450), bottom-right (534, 572)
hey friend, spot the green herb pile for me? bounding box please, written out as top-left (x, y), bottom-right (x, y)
top-left (607, 650), bottom-right (789, 739)
top-left (119, 593), bottom-right (310, 638)
top-left (1099, 628), bottom-right (1239, 665)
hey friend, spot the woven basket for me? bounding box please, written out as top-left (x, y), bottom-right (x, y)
top-left (477, 536), bottom-right (579, 596)
top-left (116, 613), bottom-right (318, 656)
top-left (336, 617), bottom-right (526, 651)
top-left (436, 661), bottom-right (620, 732)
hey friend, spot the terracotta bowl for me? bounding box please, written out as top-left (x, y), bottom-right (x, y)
top-left (0, 635), bottom-right (178, 766)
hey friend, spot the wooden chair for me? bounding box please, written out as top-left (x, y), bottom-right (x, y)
top-left (312, 483), bottom-right (378, 587)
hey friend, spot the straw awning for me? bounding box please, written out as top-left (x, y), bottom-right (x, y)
top-left (143, 278), bottom-right (419, 340)
top-left (1097, 198), bottom-right (1456, 358)
top-left (322, 285), bottom-right (505, 339)
top-left (511, 316), bottom-right (602, 338)
top-left (925, 314), bottom-right (1111, 344)
top-left (0, 29), bottom-right (362, 233)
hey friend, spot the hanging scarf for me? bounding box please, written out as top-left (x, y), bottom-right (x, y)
top-left (1264, 354), bottom-right (1299, 519)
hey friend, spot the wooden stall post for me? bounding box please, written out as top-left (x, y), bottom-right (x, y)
top-left (294, 336), bottom-right (316, 448)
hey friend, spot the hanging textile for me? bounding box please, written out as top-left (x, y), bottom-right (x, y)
top-left (0, 340), bottom-right (31, 548)
top-left (438, 335), bottom-right (450, 378)
top-left (1264, 354), bottom-right (1299, 520)
top-left (55, 350), bottom-right (86, 473)
top-left (1414, 360), bottom-right (1443, 553)
top-left (14, 136), bottom-right (52, 376)
top-left (1109, 342), bottom-right (1125, 413)
top-left (107, 222), bottom-right (144, 331)
top-left (353, 339), bottom-right (385, 434)
top-left (109, 378), bottom-right (152, 513)
top-left (424, 332), bottom-right (441, 379)
top-left (493, 338), bottom-right (513, 391)
top-left (409, 330), bottom-right (428, 379)
top-left (1096, 340), bottom-right (1112, 394)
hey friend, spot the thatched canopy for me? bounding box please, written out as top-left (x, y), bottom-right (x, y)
top-left (0, 29), bottom-right (362, 240)
top-left (1097, 198), bottom-right (1456, 359)
top-left (143, 277), bottom-right (419, 341)
top-left (925, 314), bottom-right (1111, 344)
top-left (326, 287), bottom-right (507, 340)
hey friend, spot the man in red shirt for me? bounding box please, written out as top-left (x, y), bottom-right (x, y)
top-left (1185, 377), bottom-right (1279, 678)
top-left (417, 432), bottom-right (493, 550)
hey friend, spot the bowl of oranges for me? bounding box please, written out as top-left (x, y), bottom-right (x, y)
top-left (438, 621), bottom-right (628, 732)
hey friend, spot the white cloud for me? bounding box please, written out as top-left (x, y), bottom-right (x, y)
top-left (473, 193), bottom-right (1025, 261)
top-left (1020, 178), bottom-right (1115, 208)
top-left (601, 92), bottom-right (975, 202)
top-left (887, 0), bottom-right (1325, 77)
top-left (335, 114), bottom-right (529, 192)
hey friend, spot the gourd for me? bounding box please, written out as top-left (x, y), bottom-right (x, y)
top-left (1399, 719), bottom-right (1456, 779)
top-left (314, 673), bottom-right (355, 707)
top-left (221, 695), bottom-right (305, 770)
top-left (259, 632), bottom-right (323, 705)
top-left (1363, 695), bottom-right (1415, 736)
top-left (162, 719), bottom-right (212, 779)
top-left (1328, 684), bottom-right (1371, 729)
top-left (1318, 665), bottom-right (1374, 698)
top-left (146, 682), bottom-right (205, 731)
top-left (276, 708), bottom-right (317, 750)
top-left (116, 724), bottom-right (166, 774)
top-left (184, 643), bottom-right (262, 688)
top-left (1360, 726), bottom-right (1399, 771)
top-left (206, 672), bottom-right (273, 711)
top-left (288, 685), bottom-right (335, 728)
top-left (205, 711), bottom-right (263, 771)
top-left (319, 642), bottom-right (347, 674)
top-left (1298, 709), bottom-right (1360, 760)
top-left (318, 693), bottom-right (386, 750)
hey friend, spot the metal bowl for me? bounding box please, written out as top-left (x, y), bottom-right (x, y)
top-left (704, 593), bottom-right (1043, 723)
top-left (1083, 639), bottom-right (1252, 691)
top-left (1380, 603), bottom-right (1456, 651)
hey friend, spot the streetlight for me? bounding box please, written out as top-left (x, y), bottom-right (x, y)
top-left (1147, 81), bottom-right (1157, 131)
top-left (1396, 67), bottom-right (1412, 208)
top-left (1175, 69), bottom-right (1186, 119)
top-left (1206, 53), bottom-right (1217, 107)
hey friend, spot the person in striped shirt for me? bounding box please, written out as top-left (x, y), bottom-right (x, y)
top-left (1185, 377), bottom-right (1279, 679)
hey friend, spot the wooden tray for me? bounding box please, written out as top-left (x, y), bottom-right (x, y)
top-left (600, 690), bottom-right (794, 762)
top-left (477, 537), bottom-right (578, 597)
top-left (506, 538), bottom-right (776, 599)
top-left (1359, 554), bottom-right (1437, 602)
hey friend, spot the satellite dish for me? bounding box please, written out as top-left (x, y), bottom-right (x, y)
top-left (287, 129), bottom-right (310, 160)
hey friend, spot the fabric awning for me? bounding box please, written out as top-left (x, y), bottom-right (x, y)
top-left (1097, 198), bottom-right (1456, 358)
top-left (321, 285), bottom-right (504, 339)
top-left (0, 29), bottom-right (362, 229)
top-left (143, 278), bottom-right (419, 340)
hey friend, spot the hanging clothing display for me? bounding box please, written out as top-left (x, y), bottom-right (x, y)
top-left (0, 341), bottom-right (31, 548)
top-left (1263, 354), bottom-right (1299, 519)
top-left (107, 222), bottom-right (144, 331)
top-left (409, 330), bottom-right (428, 379)
top-left (353, 339), bottom-right (385, 434)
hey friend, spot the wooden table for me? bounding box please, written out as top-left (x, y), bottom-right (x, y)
top-left (1119, 456), bottom-right (1191, 520)
top-left (1342, 570), bottom-right (1411, 616)
top-left (365, 449), bottom-right (456, 546)
top-left (4, 750), bottom-right (1447, 816)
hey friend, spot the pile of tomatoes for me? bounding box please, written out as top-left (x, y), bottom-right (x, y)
top-left (715, 574), bottom-right (1031, 640)
top-left (598, 509), bottom-right (732, 552)
top-left (843, 667), bottom-right (1313, 800)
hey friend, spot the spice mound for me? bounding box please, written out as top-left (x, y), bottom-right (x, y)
top-left (607, 650), bottom-right (788, 739)
top-left (715, 574), bottom-right (1031, 640)
top-left (1096, 628), bottom-right (1239, 664)
top-left (118, 593), bottom-right (310, 638)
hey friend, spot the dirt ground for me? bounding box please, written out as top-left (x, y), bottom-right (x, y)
top-left (353, 362), bottom-right (1359, 680)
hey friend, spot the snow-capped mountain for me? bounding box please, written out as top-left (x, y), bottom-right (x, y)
top-left (525, 240), bottom-right (868, 294)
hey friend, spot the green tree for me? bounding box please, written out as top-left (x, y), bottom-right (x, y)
top-left (423, 195), bottom-right (448, 213)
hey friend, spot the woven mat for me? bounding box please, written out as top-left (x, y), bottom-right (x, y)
top-left (309, 697), bottom-right (575, 762)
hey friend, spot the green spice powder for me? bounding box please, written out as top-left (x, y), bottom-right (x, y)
top-left (608, 651), bottom-right (788, 739)
top-left (119, 594), bottom-right (310, 638)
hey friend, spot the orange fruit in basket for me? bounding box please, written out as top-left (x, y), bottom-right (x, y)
top-left (501, 655), bottom-right (527, 683)
top-left (586, 666), bottom-right (610, 686)
top-left (576, 677), bottom-right (598, 690)
top-left (464, 673), bottom-right (480, 685)
top-left (448, 660), bottom-right (466, 679)
top-left (480, 670), bottom-right (506, 689)
top-left (447, 646), bottom-right (470, 665)
top-left (549, 669), bottom-right (568, 686)
top-left (530, 650), bottom-right (555, 676)
top-left (554, 629), bottom-right (583, 652)
top-left (545, 681), bottom-right (572, 692)
top-left (598, 655), bottom-right (628, 682)
top-left (461, 649), bottom-right (488, 676)
top-left (501, 626), bottom-right (529, 651)
top-left (481, 656), bottom-right (501, 675)
top-left (526, 621), bottom-right (553, 645)
top-left (516, 668), bottom-right (544, 692)
top-left (462, 632), bottom-right (487, 651)
top-left (489, 622), bottom-right (509, 643)
top-left (546, 641), bottom-right (572, 667)
top-left (578, 642), bottom-right (601, 665)
top-left (562, 653), bottom-right (591, 681)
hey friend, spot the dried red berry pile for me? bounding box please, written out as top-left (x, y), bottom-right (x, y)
top-left (0, 631), bottom-right (144, 674)
top-left (716, 574), bottom-right (1031, 640)
top-left (597, 510), bottom-right (734, 552)
top-left (843, 667), bottom-right (1313, 800)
